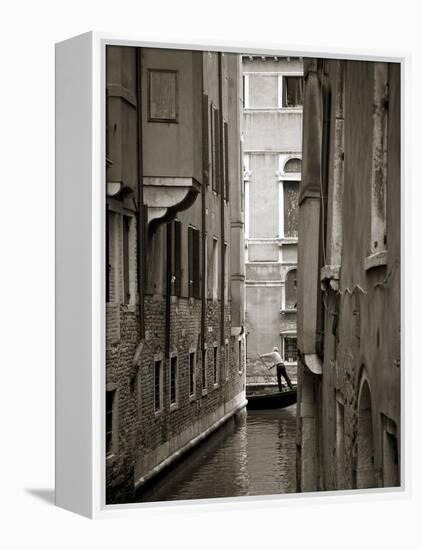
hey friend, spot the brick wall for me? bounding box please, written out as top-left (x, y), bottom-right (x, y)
top-left (106, 290), bottom-right (245, 503)
top-left (105, 47), bottom-right (245, 504)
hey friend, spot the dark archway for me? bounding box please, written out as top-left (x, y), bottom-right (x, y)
top-left (356, 379), bottom-right (375, 489)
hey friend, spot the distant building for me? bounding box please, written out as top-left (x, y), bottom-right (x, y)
top-left (242, 56), bottom-right (303, 385)
top-left (106, 47), bottom-right (246, 503)
top-left (296, 59), bottom-right (401, 491)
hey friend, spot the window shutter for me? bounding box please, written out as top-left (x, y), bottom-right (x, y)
top-left (223, 121), bottom-right (229, 201)
top-left (173, 220), bottom-right (182, 297)
top-left (188, 226), bottom-right (194, 298)
top-left (193, 229), bottom-right (201, 299)
top-left (142, 204), bottom-right (149, 292)
top-left (123, 216), bottom-right (130, 304)
top-left (202, 94), bottom-right (209, 187)
top-left (214, 107), bottom-right (220, 194)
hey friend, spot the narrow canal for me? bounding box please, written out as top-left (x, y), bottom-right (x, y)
top-left (136, 405), bottom-right (297, 503)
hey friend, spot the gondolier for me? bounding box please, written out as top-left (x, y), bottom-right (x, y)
top-left (260, 347), bottom-right (293, 392)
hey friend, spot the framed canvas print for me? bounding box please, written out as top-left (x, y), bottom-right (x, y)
top-left (55, 32), bottom-right (406, 518)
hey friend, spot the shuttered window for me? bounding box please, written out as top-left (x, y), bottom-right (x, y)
top-left (214, 107), bottom-right (221, 194)
top-left (188, 226), bottom-right (201, 299)
top-left (170, 355), bottom-right (178, 406)
top-left (123, 215), bottom-right (131, 304)
top-left (201, 348), bottom-right (207, 392)
top-left (223, 121), bottom-right (229, 201)
top-left (154, 360), bottom-right (162, 412)
top-left (212, 238), bottom-right (218, 301)
top-left (171, 220), bottom-right (182, 296)
top-left (210, 104), bottom-right (216, 191)
top-left (211, 104), bottom-right (221, 194)
top-left (213, 345), bottom-right (219, 386)
top-left (189, 351), bottom-right (196, 397)
top-left (203, 94), bottom-right (210, 187)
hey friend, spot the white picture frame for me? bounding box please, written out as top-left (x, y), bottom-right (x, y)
top-left (55, 32), bottom-right (409, 519)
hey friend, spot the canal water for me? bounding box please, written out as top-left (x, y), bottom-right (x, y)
top-left (136, 405), bottom-right (297, 503)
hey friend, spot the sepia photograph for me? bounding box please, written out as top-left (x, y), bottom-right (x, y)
top-left (104, 45), bottom-right (400, 505)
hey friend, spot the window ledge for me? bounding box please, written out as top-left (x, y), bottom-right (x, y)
top-left (364, 251), bottom-right (388, 271)
top-left (280, 308), bottom-right (297, 314)
top-left (201, 389), bottom-right (208, 397)
top-left (278, 237), bottom-right (298, 245)
top-left (170, 403), bottom-right (179, 412)
top-left (189, 394), bottom-right (196, 403)
top-left (244, 107), bottom-right (303, 113)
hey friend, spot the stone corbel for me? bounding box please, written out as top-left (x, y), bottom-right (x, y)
top-left (320, 264), bottom-right (341, 292)
top-left (303, 353), bottom-right (322, 375)
top-left (143, 176), bottom-right (201, 233)
top-left (106, 179), bottom-right (135, 199)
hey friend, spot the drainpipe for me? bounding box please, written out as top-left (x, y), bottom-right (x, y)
top-left (135, 48), bottom-right (145, 342)
top-left (317, 63), bottom-right (332, 358)
top-left (201, 58), bottom-right (207, 350)
top-left (165, 223), bottom-right (172, 358)
top-left (218, 53), bottom-right (225, 358)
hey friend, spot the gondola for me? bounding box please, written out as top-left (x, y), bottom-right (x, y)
top-left (246, 386), bottom-right (297, 410)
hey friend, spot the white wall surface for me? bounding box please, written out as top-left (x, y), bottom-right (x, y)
top-left (0, 0), bottom-right (419, 547)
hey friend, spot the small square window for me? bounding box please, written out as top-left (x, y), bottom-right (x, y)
top-left (283, 76), bottom-right (303, 107)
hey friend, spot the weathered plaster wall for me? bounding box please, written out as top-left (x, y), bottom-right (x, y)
top-left (141, 49), bottom-right (203, 182)
top-left (242, 57), bottom-right (303, 383)
top-left (297, 59), bottom-right (400, 492)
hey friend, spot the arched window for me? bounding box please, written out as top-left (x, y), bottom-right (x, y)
top-left (357, 379), bottom-right (375, 489)
top-left (285, 269), bottom-right (297, 310)
top-left (284, 157), bottom-right (302, 174)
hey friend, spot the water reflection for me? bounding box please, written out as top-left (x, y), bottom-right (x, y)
top-left (136, 405), bottom-right (297, 503)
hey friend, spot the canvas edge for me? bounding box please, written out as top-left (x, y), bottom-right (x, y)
top-left (55, 30), bottom-right (95, 519)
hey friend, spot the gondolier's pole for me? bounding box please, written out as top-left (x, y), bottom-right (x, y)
top-left (257, 354), bottom-right (278, 383)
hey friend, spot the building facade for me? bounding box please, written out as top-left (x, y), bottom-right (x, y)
top-left (296, 59), bottom-right (401, 491)
top-left (242, 56), bottom-right (303, 385)
top-left (105, 47), bottom-right (246, 503)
